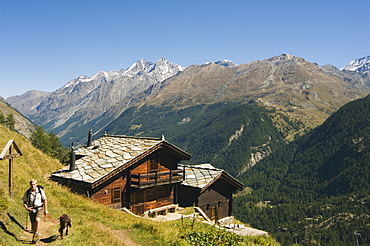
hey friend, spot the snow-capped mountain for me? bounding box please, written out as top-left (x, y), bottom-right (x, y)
top-left (205, 60), bottom-right (237, 67)
top-left (62, 71), bottom-right (120, 92)
top-left (7, 58), bottom-right (184, 135)
top-left (6, 54), bottom-right (370, 146)
top-left (123, 57), bottom-right (185, 80)
top-left (62, 58), bottom-right (184, 93)
top-left (341, 56), bottom-right (370, 73)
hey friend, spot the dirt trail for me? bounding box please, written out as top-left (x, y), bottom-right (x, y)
top-left (110, 229), bottom-right (140, 246)
top-left (21, 218), bottom-right (59, 244)
top-left (93, 221), bottom-right (140, 246)
top-left (21, 217), bottom-right (139, 246)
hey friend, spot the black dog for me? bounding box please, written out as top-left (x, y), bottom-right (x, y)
top-left (59, 214), bottom-right (71, 239)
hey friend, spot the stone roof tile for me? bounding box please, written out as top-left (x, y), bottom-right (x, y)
top-left (51, 135), bottom-right (163, 184)
top-left (180, 164), bottom-right (222, 189)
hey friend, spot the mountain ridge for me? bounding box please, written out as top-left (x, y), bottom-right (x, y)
top-left (141, 54), bottom-right (370, 130)
top-left (6, 54), bottom-right (370, 147)
top-left (7, 58), bottom-right (184, 133)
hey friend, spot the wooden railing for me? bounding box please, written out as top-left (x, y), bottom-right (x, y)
top-left (131, 169), bottom-right (185, 188)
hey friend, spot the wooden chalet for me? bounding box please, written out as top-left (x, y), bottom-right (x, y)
top-left (178, 164), bottom-right (243, 220)
top-left (51, 133), bottom-right (190, 215)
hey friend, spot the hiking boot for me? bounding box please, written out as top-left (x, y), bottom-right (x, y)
top-left (31, 232), bottom-right (39, 243)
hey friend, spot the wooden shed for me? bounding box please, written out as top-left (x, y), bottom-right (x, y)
top-left (178, 164), bottom-right (243, 220)
top-left (51, 133), bottom-right (190, 215)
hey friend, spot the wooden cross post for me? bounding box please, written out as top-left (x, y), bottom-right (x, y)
top-left (0, 140), bottom-right (22, 198)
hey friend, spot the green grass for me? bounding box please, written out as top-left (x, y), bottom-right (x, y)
top-left (177, 207), bottom-right (195, 215)
top-left (0, 125), bottom-right (280, 245)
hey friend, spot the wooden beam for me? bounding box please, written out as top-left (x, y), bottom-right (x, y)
top-left (0, 140), bottom-right (14, 159)
top-left (9, 156), bottom-right (13, 198)
top-left (1, 153), bottom-right (21, 160)
top-left (0, 140), bottom-right (23, 198)
top-left (0, 140), bottom-right (22, 160)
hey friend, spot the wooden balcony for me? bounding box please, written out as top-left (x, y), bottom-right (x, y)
top-left (131, 169), bottom-right (184, 189)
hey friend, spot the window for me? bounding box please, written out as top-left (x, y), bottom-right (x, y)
top-left (112, 187), bottom-right (121, 203)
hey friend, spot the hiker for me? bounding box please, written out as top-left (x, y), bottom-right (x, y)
top-left (22, 179), bottom-right (49, 243)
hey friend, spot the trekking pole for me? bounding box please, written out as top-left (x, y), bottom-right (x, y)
top-left (25, 211), bottom-right (28, 230)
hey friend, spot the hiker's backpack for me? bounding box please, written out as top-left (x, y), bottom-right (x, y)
top-left (26, 185), bottom-right (45, 207)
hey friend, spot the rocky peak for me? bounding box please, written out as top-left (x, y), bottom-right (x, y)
top-left (342, 56), bottom-right (370, 73)
top-left (267, 53), bottom-right (296, 63)
top-left (206, 60), bottom-right (237, 67)
top-left (152, 57), bottom-right (185, 76)
top-left (122, 58), bottom-right (184, 79)
top-left (123, 58), bottom-right (153, 76)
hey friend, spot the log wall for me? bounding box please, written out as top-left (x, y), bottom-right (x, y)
top-left (91, 174), bottom-right (127, 206)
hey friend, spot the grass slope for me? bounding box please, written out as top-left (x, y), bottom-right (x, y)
top-left (0, 125), bottom-right (279, 246)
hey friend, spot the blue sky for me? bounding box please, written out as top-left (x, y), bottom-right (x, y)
top-left (0, 0), bottom-right (369, 99)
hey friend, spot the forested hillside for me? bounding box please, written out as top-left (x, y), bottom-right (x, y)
top-left (234, 94), bottom-right (370, 245)
top-left (103, 102), bottom-right (289, 176)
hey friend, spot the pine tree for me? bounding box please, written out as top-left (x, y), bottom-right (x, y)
top-left (0, 112), bottom-right (5, 124)
top-left (5, 113), bottom-right (15, 130)
top-left (30, 126), bottom-right (69, 163)
top-left (48, 131), bottom-right (69, 162)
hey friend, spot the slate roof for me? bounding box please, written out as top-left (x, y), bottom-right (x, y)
top-left (51, 134), bottom-right (189, 187)
top-left (179, 164), bottom-right (243, 192)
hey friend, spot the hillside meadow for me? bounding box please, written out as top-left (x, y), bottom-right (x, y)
top-left (0, 125), bottom-right (279, 246)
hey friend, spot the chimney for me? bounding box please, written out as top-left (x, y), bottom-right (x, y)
top-left (87, 129), bottom-right (93, 147)
top-left (69, 143), bottom-right (76, 171)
